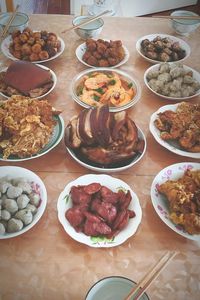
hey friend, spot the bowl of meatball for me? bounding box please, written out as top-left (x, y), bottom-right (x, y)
top-left (0, 166), bottom-right (47, 238)
top-left (136, 34), bottom-right (190, 64)
top-left (144, 62), bottom-right (200, 100)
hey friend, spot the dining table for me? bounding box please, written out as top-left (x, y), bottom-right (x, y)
top-left (0, 13), bottom-right (200, 300)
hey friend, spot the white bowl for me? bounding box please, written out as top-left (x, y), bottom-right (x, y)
top-left (136, 33), bottom-right (190, 64)
top-left (0, 12), bottom-right (29, 34)
top-left (171, 10), bottom-right (200, 36)
top-left (144, 63), bottom-right (200, 101)
top-left (72, 15), bottom-right (104, 40)
top-left (0, 166), bottom-right (47, 239)
top-left (0, 64), bottom-right (57, 99)
top-left (57, 174), bottom-right (142, 248)
top-left (85, 276), bottom-right (150, 300)
top-left (70, 67), bottom-right (141, 112)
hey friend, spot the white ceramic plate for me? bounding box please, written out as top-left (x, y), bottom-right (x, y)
top-left (0, 115), bottom-right (64, 161)
top-left (136, 33), bottom-right (190, 64)
top-left (70, 67), bottom-right (141, 112)
top-left (144, 63), bottom-right (200, 100)
top-left (0, 64), bottom-right (57, 99)
top-left (66, 126), bottom-right (146, 173)
top-left (149, 103), bottom-right (200, 159)
top-left (151, 162), bottom-right (200, 241)
top-left (75, 41), bottom-right (129, 68)
top-left (1, 35), bottom-right (65, 63)
top-left (0, 166), bottom-right (47, 239)
top-left (57, 174), bottom-right (142, 248)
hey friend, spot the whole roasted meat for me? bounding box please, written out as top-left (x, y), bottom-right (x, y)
top-left (65, 105), bottom-right (145, 165)
top-left (65, 182), bottom-right (136, 238)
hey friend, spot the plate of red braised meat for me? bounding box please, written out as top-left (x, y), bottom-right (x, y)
top-left (57, 174), bottom-right (142, 247)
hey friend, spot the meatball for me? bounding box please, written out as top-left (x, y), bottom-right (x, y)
top-left (7, 218), bottom-right (23, 233)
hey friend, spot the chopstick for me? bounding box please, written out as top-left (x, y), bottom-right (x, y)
top-left (0, 4), bottom-right (19, 44)
top-left (124, 251), bottom-right (178, 300)
top-left (61, 9), bottom-right (112, 34)
top-left (152, 15), bottom-right (200, 20)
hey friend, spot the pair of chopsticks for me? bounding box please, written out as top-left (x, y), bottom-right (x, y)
top-left (153, 15), bottom-right (200, 20)
top-left (62, 9), bottom-right (112, 34)
top-left (124, 251), bottom-right (178, 300)
top-left (0, 5), bottom-right (19, 44)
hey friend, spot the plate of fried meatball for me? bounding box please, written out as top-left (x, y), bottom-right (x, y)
top-left (76, 38), bottom-right (129, 68)
top-left (1, 28), bottom-right (65, 63)
top-left (136, 34), bottom-right (190, 64)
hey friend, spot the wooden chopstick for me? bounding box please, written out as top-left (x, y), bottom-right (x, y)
top-left (0, 4), bottom-right (19, 43)
top-left (124, 251), bottom-right (178, 300)
top-left (61, 9), bottom-right (112, 34)
top-left (153, 15), bottom-right (200, 20)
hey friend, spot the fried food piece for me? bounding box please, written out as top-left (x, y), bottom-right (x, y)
top-left (158, 169), bottom-right (200, 235)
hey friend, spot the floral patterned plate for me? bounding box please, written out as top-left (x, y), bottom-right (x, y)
top-left (57, 174), bottom-right (142, 248)
top-left (151, 162), bottom-right (200, 242)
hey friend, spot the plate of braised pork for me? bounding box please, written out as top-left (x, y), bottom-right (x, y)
top-left (57, 174), bottom-right (142, 247)
top-left (149, 102), bottom-right (200, 159)
top-left (65, 105), bottom-right (146, 172)
top-left (151, 162), bottom-right (200, 241)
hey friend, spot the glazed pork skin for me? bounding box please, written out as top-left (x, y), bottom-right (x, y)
top-left (4, 61), bottom-right (52, 95)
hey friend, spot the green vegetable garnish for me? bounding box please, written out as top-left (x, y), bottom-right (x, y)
top-left (128, 82), bottom-right (133, 88)
top-left (95, 88), bottom-right (104, 94)
top-left (109, 79), bottom-right (116, 85)
top-left (93, 95), bottom-right (100, 101)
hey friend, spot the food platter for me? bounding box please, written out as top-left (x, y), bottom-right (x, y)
top-left (75, 41), bottom-right (129, 68)
top-left (0, 166), bottom-right (47, 239)
top-left (66, 126), bottom-right (146, 173)
top-left (0, 64), bottom-right (57, 99)
top-left (151, 162), bottom-right (200, 241)
top-left (1, 35), bottom-right (65, 63)
top-left (144, 63), bottom-right (200, 101)
top-left (57, 174), bottom-right (142, 247)
top-left (0, 115), bottom-right (64, 162)
top-left (149, 103), bottom-right (200, 159)
top-left (136, 33), bottom-right (190, 64)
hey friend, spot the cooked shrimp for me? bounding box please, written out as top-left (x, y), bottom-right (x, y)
top-left (84, 74), bottom-right (110, 89)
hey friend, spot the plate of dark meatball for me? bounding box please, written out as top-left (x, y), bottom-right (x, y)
top-left (136, 34), bottom-right (190, 64)
top-left (76, 38), bottom-right (129, 68)
top-left (1, 28), bottom-right (65, 63)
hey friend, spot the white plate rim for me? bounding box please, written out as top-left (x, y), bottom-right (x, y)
top-left (151, 162), bottom-right (200, 241)
top-left (70, 67), bottom-right (141, 112)
top-left (66, 126), bottom-right (146, 173)
top-left (136, 33), bottom-right (191, 64)
top-left (57, 174), bottom-right (142, 248)
top-left (144, 63), bottom-right (200, 101)
top-left (0, 64), bottom-right (57, 99)
top-left (75, 41), bottom-right (130, 69)
top-left (0, 115), bottom-right (65, 162)
top-left (1, 34), bottom-right (65, 63)
top-left (0, 166), bottom-right (47, 239)
top-left (149, 102), bottom-right (200, 159)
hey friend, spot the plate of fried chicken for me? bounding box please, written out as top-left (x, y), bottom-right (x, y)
top-left (57, 174), bottom-right (142, 247)
top-left (149, 102), bottom-right (200, 159)
top-left (151, 162), bottom-right (200, 241)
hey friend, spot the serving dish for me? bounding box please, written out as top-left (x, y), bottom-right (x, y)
top-left (70, 67), bottom-right (141, 112)
top-left (0, 64), bottom-right (57, 99)
top-left (1, 35), bottom-right (65, 64)
top-left (136, 33), bottom-right (190, 64)
top-left (0, 166), bottom-right (47, 239)
top-left (66, 126), bottom-right (146, 173)
top-left (76, 41), bottom-right (129, 68)
top-left (0, 12), bottom-right (29, 34)
top-left (57, 174), bottom-right (142, 247)
top-left (151, 162), bottom-right (200, 241)
top-left (0, 115), bottom-right (64, 162)
top-left (144, 63), bottom-right (200, 100)
top-left (72, 16), bottom-right (104, 40)
top-left (149, 103), bottom-right (200, 159)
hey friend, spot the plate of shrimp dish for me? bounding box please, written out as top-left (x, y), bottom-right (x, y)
top-left (70, 68), bottom-right (141, 112)
top-left (144, 63), bottom-right (200, 100)
top-left (151, 162), bottom-right (200, 241)
top-left (1, 27), bottom-right (65, 63)
top-left (57, 174), bottom-right (142, 247)
top-left (149, 102), bottom-right (200, 159)
top-left (76, 38), bottom-right (129, 68)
